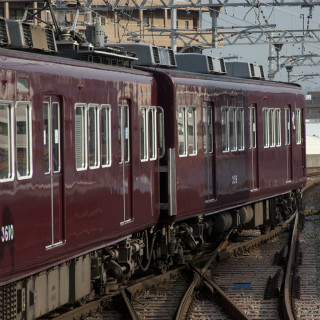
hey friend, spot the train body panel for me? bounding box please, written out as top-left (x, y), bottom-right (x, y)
top-left (0, 48), bottom-right (159, 286)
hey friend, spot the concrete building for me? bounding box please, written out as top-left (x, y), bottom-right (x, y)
top-left (306, 92), bottom-right (320, 121)
top-left (0, 1), bottom-right (219, 52)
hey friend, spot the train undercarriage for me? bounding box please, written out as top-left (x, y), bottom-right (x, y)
top-left (0, 190), bottom-right (301, 320)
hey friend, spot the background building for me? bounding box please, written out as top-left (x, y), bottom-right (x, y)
top-left (306, 92), bottom-right (320, 121)
top-left (0, 0), bottom-right (219, 52)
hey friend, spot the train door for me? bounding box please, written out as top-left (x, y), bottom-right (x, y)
top-left (285, 106), bottom-right (292, 182)
top-left (43, 96), bottom-right (64, 249)
top-left (249, 104), bottom-right (259, 190)
top-left (203, 102), bottom-right (216, 201)
top-left (118, 100), bottom-right (132, 225)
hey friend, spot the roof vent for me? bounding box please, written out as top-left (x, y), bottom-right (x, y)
top-left (225, 62), bottom-right (265, 79)
top-left (175, 53), bottom-right (226, 74)
top-left (0, 18), bottom-right (10, 46)
top-left (105, 43), bottom-right (177, 68)
top-left (6, 20), bottom-right (57, 52)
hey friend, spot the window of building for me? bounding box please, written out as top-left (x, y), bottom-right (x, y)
top-left (75, 104), bottom-right (87, 170)
top-left (0, 102), bottom-right (13, 181)
top-left (101, 105), bottom-right (111, 167)
top-left (16, 102), bottom-right (32, 179)
top-left (185, 21), bottom-right (189, 29)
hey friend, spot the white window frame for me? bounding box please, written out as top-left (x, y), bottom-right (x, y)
top-left (295, 108), bottom-right (302, 145)
top-left (236, 107), bottom-right (245, 151)
top-left (187, 107), bottom-right (197, 156)
top-left (285, 107), bottom-right (291, 146)
top-left (275, 108), bottom-right (281, 147)
top-left (75, 103), bottom-right (88, 171)
top-left (249, 106), bottom-right (256, 149)
top-left (140, 106), bottom-right (158, 162)
top-left (178, 106), bottom-right (187, 157)
top-left (88, 104), bottom-right (100, 169)
top-left (0, 101), bottom-right (14, 182)
top-left (101, 104), bottom-right (112, 167)
top-left (221, 107), bottom-right (229, 152)
top-left (15, 101), bottom-right (32, 180)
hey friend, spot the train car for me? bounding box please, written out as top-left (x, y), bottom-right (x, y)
top-left (0, 37), bottom-right (306, 319)
top-left (0, 47), bottom-right (161, 320)
top-left (141, 60), bottom-right (305, 269)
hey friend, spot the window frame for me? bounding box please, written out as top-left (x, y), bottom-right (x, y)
top-left (0, 101), bottom-right (14, 182)
top-left (177, 106), bottom-right (197, 157)
top-left (15, 101), bottom-right (32, 180)
top-left (75, 103), bottom-right (88, 171)
top-left (249, 106), bottom-right (257, 149)
top-left (101, 104), bottom-right (112, 168)
top-left (88, 103), bottom-right (100, 169)
top-left (295, 108), bottom-right (302, 145)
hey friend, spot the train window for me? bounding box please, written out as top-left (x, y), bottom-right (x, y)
top-left (187, 107), bottom-right (197, 155)
top-left (0, 102), bottom-right (13, 181)
top-left (140, 106), bottom-right (158, 161)
top-left (16, 102), bottom-right (32, 179)
top-left (263, 109), bottom-right (269, 148)
top-left (157, 107), bottom-right (165, 159)
top-left (140, 107), bottom-right (148, 161)
top-left (52, 102), bottom-right (61, 172)
top-left (119, 105), bottom-right (130, 164)
top-left (263, 108), bottom-right (281, 148)
top-left (75, 104), bottom-right (87, 170)
top-left (275, 109), bottom-right (281, 147)
top-left (43, 102), bottom-right (50, 173)
top-left (295, 108), bottom-right (302, 144)
top-left (149, 107), bottom-right (157, 160)
top-left (178, 106), bottom-right (187, 156)
top-left (221, 107), bottom-right (228, 152)
top-left (236, 108), bottom-right (244, 151)
top-left (249, 106), bottom-right (256, 149)
top-left (229, 108), bottom-right (236, 151)
top-left (88, 104), bottom-right (100, 169)
top-left (178, 106), bottom-right (197, 157)
top-left (101, 105), bottom-right (111, 167)
top-left (203, 104), bottom-right (213, 154)
top-left (269, 109), bottom-right (275, 147)
top-left (285, 108), bottom-right (291, 145)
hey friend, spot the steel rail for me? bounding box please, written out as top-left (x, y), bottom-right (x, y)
top-left (120, 289), bottom-right (141, 320)
top-left (175, 213), bottom-right (296, 320)
top-left (203, 276), bottom-right (252, 320)
top-left (283, 211), bottom-right (299, 320)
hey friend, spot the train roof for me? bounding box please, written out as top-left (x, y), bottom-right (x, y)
top-left (136, 65), bottom-right (303, 93)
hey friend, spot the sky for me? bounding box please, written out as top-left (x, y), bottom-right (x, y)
top-left (202, 4), bottom-right (320, 93)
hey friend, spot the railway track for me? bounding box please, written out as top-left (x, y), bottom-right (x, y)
top-left (293, 213), bottom-right (320, 319)
top-left (43, 213), bottom-right (299, 320)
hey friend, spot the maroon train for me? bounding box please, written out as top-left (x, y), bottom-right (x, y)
top-left (0, 45), bottom-right (305, 319)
